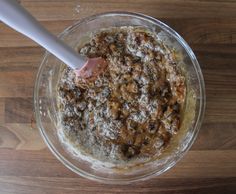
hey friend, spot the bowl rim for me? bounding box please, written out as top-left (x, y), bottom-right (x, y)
top-left (34, 11), bottom-right (206, 184)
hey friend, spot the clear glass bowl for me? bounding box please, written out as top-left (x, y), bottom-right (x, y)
top-left (34, 12), bottom-right (205, 184)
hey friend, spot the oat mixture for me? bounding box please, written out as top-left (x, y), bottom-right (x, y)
top-left (57, 27), bottom-right (186, 163)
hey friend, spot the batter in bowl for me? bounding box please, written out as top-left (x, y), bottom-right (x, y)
top-left (57, 27), bottom-right (186, 164)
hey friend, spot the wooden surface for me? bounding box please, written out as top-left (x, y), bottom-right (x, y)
top-left (0, 0), bottom-right (236, 193)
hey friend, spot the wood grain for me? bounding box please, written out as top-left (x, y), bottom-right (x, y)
top-left (0, 0), bottom-right (235, 193)
top-left (5, 98), bottom-right (33, 123)
top-left (0, 98), bottom-right (5, 124)
top-left (1, 19), bottom-right (236, 47)
top-left (0, 176), bottom-right (234, 194)
top-left (19, 0), bottom-right (236, 20)
top-left (0, 124), bottom-right (45, 150)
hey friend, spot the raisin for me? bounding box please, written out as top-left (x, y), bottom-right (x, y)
top-left (148, 120), bottom-right (160, 134)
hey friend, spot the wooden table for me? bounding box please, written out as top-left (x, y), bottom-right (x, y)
top-left (0, 0), bottom-right (236, 193)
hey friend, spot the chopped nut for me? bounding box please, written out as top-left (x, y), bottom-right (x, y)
top-left (134, 134), bottom-right (143, 147)
top-left (107, 101), bottom-right (120, 119)
top-left (127, 82), bottom-right (139, 93)
top-left (132, 63), bottom-right (142, 72)
top-left (77, 101), bottom-right (86, 110)
top-left (109, 44), bottom-right (116, 52)
top-left (127, 119), bottom-right (138, 132)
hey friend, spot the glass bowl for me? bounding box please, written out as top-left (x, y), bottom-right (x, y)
top-left (34, 12), bottom-right (205, 184)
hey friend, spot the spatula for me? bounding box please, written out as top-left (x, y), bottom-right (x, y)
top-left (0, 0), bottom-right (107, 79)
